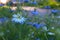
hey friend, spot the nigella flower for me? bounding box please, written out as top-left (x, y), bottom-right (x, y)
top-left (27, 22), bottom-right (46, 29)
top-left (0, 17), bottom-right (9, 24)
top-left (12, 14), bottom-right (18, 18)
top-left (12, 17), bottom-right (26, 24)
top-left (30, 1), bottom-right (37, 5)
top-left (24, 0), bottom-right (29, 3)
top-left (51, 9), bottom-right (58, 13)
top-left (32, 22), bottom-right (41, 29)
top-left (31, 9), bottom-right (39, 15)
top-left (44, 6), bottom-right (51, 9)
top-left (0, 18), bottom-right (5, 23)
top-left (12, 14), bottom-right (26, 24)
top-left (0, 4), bottom-right (4, 6)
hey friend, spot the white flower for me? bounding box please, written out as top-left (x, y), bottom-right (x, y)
top-left (12, 14), bottom-right (26, 24)
top-left (12, 14), bottom-right (18, 18)
top-left (48, 32), bottom-right (55, 35)
top-left (19, 17), bottom-right (26, 23)
top-left (12, 13), bottom-right (22, 18)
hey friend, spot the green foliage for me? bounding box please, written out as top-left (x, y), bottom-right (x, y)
top-left (0, 7), bottom-right (12, 18)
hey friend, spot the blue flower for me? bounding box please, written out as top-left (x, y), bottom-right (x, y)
top-left (44, 6), bottom-right (51, 9)
top-left (51, 9), bottom-right (58, 13)
top-left (0, 4), bottom-right (4, 6)
top-left (32, 23), bottom-right (41, 29)
top-left (32, 22), bottom-right (46, 29)
top-left (12, 14), bottom-right (18, 18)
top-left (0, 18), bottom-right (5, 23)
top-left (12, 14), bottom-right (26, 24)
top-left (30, 1), bottom-right (37, 5)
top-left (0, 17), bottom-right (8, 24)
top-left (31, 9), bottom-right (39, 15)
top-left (12, 17), bottom-right (26, 24)
top-left (24, 0), bottom-right (29, 2)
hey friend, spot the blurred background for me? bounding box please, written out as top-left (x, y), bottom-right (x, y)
top-left (0, 0), bottom-right (60, 40)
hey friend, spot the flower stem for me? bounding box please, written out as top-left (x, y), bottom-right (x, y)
top-left (2, 37), bottom-right (6, 40)
top-left (44, 33), bottom-right (48, 40)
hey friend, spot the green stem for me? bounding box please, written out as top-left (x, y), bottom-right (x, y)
top-left (44, 33), bottom-right (48, 40)
top-left (2, 37), bottom-right (6, 40)
top-left (16, 0), bottom-right (21, 12)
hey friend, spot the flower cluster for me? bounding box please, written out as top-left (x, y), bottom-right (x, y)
top-left (12, 13), bottom-right (26, 24)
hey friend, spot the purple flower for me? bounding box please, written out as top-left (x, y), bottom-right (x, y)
top-left (44, 6), bottom-right (51, 9)
top-left (0, 4), bottom-right (4, 6)
top-left (51, 9), bottom-right (58, 13)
